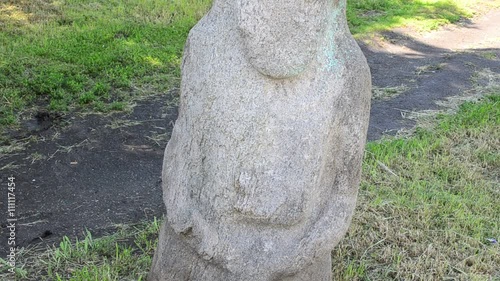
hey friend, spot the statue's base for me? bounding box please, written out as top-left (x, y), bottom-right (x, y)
top-left (148, 221), bottom-right (332, 281)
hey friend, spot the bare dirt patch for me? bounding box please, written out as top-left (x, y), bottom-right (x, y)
top-left (0, 92), bottom-right (178, 256)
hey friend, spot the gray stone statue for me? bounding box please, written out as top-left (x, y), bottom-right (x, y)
top-left (149, 0), bottom-right (371, 280)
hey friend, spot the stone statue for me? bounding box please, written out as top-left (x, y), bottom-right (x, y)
top-left (149, 0), bottom-right (371, 280)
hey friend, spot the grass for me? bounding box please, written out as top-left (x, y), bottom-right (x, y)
top-left (415, 63), bottom-right (447, 75)
top-left (0, 0), bottom-right (211, 128)
top-left (347, 0), bottom-right (500, 36)
top-left (1, 218), bottom-right (161, 280)
top-left (2, 94), bottom-right (498, 280)
top-left (0, 0), bottom-right (498, 131)
top-left (372, 85), bottom-right (409, 100)
top-left (333, 94), bottom-right (500, 280)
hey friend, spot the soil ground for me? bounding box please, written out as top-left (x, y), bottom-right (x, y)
top-left (1, 10), bottom-right (499, 257)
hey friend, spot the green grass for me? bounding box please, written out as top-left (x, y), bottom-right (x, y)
top-left (0, 0), bottom-right (211, 127)
top-left (0, 218), bottom-right (161, 280)
top-left (2, 94), bottom-right (498, 280)
top-left (347, 0), bottom-right (499, 35)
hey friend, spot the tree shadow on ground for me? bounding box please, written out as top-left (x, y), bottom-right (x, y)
top-left (347, 0), bottom-right (479, 34)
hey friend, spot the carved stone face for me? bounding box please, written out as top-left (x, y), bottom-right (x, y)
top-left (238, 0), bottom-right (329, 79)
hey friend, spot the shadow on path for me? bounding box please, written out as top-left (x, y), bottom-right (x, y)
top-left (363, 31), bottom-right (499, 140)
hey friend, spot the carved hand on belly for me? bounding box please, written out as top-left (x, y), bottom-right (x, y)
top-left (233, 169), bottom-right (307, 226)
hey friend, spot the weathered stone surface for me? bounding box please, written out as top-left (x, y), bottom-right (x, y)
top-left (149, 0), bottom-right (371, 280)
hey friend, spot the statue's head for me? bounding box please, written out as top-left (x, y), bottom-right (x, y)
top-left (237, 0), bottom-right (332, 78)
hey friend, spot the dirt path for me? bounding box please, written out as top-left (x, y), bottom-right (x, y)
top-left (1, 10), bottom-right (499, 256)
